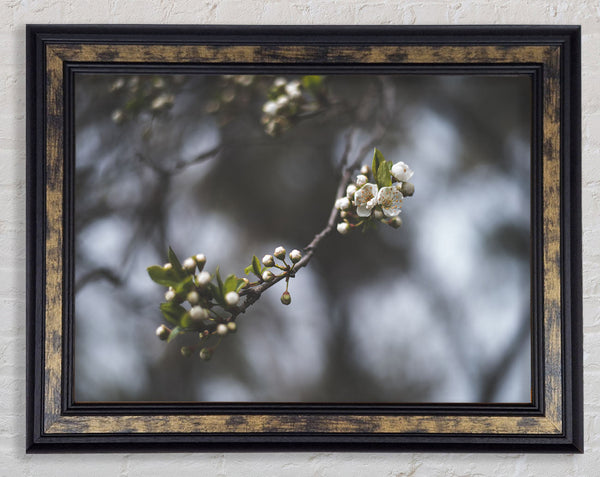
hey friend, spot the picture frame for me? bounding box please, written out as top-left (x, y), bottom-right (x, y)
top-left (26, 25), bottom-right (582, 452)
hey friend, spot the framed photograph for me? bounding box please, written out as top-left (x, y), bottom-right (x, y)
top-left (26, 25), bottom-right (582, 452)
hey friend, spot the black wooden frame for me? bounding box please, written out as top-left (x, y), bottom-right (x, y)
top-left (26, 25), bottom-right (582, 453)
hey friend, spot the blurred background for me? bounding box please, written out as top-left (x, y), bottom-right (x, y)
top-left (74, 72), bottom-right (531, 403)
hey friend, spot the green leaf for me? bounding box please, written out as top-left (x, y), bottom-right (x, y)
top-left (224, 274), bottom-right (239, 294)
top-left (376, 160), bottom-right (392, 188)
top-left (251, 255), bottom-right (262, 277)
top-left (160, 302), bottom-right (187, 326)
top-left (301, 75), bottom-right (324, 92)
top-left (208, 282), bottom-right (225, 306)
top-left (372, 148), bottom-right (385, 178)
top-left (147, 265), bottom-right (180, 288)
top-left (244, 264), bottom-right (254, 275)
top-left (167, 326), bottom-right (183, 343)
top-left (174, 275), bottom-right (194, 296)
top-left (215, 267), bottom-right (224, 292)
top-left (168, 246), bottom-right (183, 270)
top-left (235, 279), bottom-right (247, 292)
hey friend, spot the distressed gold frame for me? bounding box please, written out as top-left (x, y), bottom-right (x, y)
top-left (27, 25), bottom-right (582, 452)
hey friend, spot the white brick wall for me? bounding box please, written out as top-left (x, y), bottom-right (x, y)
top-left (1, 1), bottom-right (597, 475)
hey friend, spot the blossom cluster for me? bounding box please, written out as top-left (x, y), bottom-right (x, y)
top-left (261, 76), bottom-right (323, 136)
top-left (110, 75), bottom-right (181, 124)
top-left (336, 149), bottom-right (414, 234)
top-left (148, 245), bottom-right (302, 360)
top-left (204, 75), bottom-right (256, 120)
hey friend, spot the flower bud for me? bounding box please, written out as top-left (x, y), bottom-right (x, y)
top-left (388, 217), bottom-right (403, 229)
top-left (373, 209), bottom-right (384, 220)
top-left (196, 270), bottom-right (211, 287)
top-left (240, 278), bottom-right (249, 288)
top-left (399, 181), bottom-right (415, 197)
top-left (225, 291), bottom-right (240, 306)
top-left (156, 324), bottom-right (170, 341)
top-left (190, 306), bottom-right (208, 320)
top-left (183, 257), bottom-right (196, 271)
top-left (346, 184), bottom-right (357, 199)
top-left (195, 253), bottom-right (207, 268)
top-left (274, 77), bottom-right (287, 88)
top-left (274, 246), bottom-right (286, 260)
top-left (337, 222), bottom-right (350, 235)
top-left (216, 323), bottom-right (228, 336)
top-left (360, 164), bottom-right (370, 175)
top-left (340, 210), bottom-right (349, 219)
top-left (187, 291), bottom-right (199, 305)
top-left (262, 270), bottom-right (274, 282)
top-left (262, 254), bottom-right (275, 267)
top-left (163, 263), bottom-right (172, 270)
top-left (356, 174), bottom-right (368, 187)
top-left (165, 288), bottom-right (176, 301)
top-left (262, 100), bottom-right (278, 116)
top-left (280, 291), bottom-right (292, 305)
top-left (335, 197), bottom-right (351, 210)
top-left (227, 322), bottom-right (237, 333)
top-left (180, 346), bottom-right (192, 357)
top-left (199, 348), bottom-right (212, 361)
top-left (289, 249), bottom-right (302, 263)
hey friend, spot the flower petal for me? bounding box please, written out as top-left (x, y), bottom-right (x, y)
top-left (391, 161), bottom-right (414, 182)
top-left (356, 205), bottom-right (372, 217)
top-left (377, 186), bottom-right (403, 217)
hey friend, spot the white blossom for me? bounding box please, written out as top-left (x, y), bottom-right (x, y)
top-left (346, 184), bottom-right (357, 199)
top-left (151, 93), bottom-right (174, 110)
top-left (274, 246), bottom-right (286, 259)
top-left (183, 257), bottom-right (196, 270)
top-left (225, 291), bottom-right (240, 306)
top-left (289, 249), bottom-right (302, 263)
top-left (196, 271), bottom-right (211, 287)
top-left (275, 95), bottom-right (289, 108)
top-left (285, 80), bottom-right (302, 98)
top-left (335, 197), bottom-right (351, 210)
top-left (262, 254), bottom-right (275, 267)
top-left (354, 183), bottom-right (378, 217)
top-left (165, 288), bottom-right (176, 301)
top-left (163, 263), bottom-right (172, 270)
top-left (262, 100), bottom-right (278, 115)
top-left (377, 186), bottom-right (403, 217)
top-left (337, 222), bottom-right (350, 235)
top-left (274, 77), bottom-right (287, 88)
top-left (355, 174), bottom-right (368, 187)
top-left (216, 323), bottom-right (228, 336)
top-left (391, 161), bottom-right (414, 182)
top-left (187, 291), bottom-right (199, 305)
top-left (190, 306), bottom-right (208, 320)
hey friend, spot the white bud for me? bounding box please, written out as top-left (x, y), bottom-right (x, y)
top-left (360, 165), bottom-right (370, 176)
top-left (196, 271), bottom-right (211, 287)
top-left (346, 184), bottom-right (357, 199)
top-left (399, 181), bottom-right (415, 197)
top-left (262, 254), bottom-right (275, 267)
top-left (388, 217), bottom-right (403, 229)
top-left (216, 323), bottom-right (228, 336)
top-left (262, 270), bottom-right (274, 282)
top-left (195, 253), bottom-right (206, 265)
top-left (199, 348), bottom-right (212, 361)
top-left (274, 77), bottom-right (287, 88)
top-left (225, 291), bottom-right (240, 306)
top-left (356, 174), bottom-right (368, 187)
top-left (337, 222), bottom-right (350, 235)
top-left (373, 209), bottom-right (384, 220)
top-left (183, 257), bottom-right (196, 271)
top-left (289, 249), bottom-right (302, 263)
top-left (227, 322), bottom-right (237, 333)
top-left (190, 306), bottom-right (208, 320)
top-left (262, 100), bottom-right (278, 115)
top-left (155, 324), bottom-right (170, 341)
top-left (165, 289), bottom-right (176, 301)
top-left (163, 263), bottom-right (172, 270)
top-left (274, 246), bottom-right (286, 260)
top-left (275, 95), bottom-right (289, 108)
top-left (335, 197), bottom-right (351, 210)
top-left (187, 291), bottom-right (199, 304)
top-left (285, 80), bottom-right (302, 99)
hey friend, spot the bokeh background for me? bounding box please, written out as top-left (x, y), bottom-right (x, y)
top-left (74, 73), bottom-right (531, 403)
